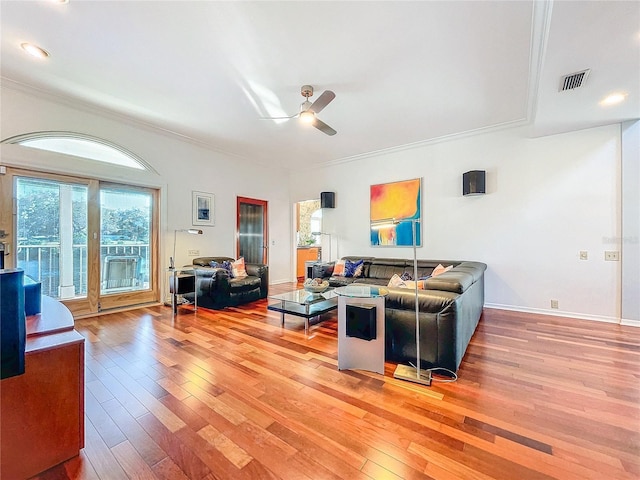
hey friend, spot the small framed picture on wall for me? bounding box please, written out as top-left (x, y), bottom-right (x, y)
top-left (192, 191), bottom-right (214, 226)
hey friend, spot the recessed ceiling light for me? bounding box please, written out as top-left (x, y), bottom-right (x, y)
top-left (21, 43), bottom-right (50, 59)
top-left (600, 92), bottom-right (627, 106)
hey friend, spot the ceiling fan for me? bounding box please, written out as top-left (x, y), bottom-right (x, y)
top-left (263, 85), bottom-right (337, 136)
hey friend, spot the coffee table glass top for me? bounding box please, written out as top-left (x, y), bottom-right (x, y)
top-left (268, 288), bottom-right (337, 304)
top-left (268, 288), bottom-right (338, 328)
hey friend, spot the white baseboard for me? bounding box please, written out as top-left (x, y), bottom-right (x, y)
top-left (484, 303), bottom-right (621, 324)
top-left (269, 278), bottom-right (296, 285)
top-left (621, 318), bottom-right (640, 327)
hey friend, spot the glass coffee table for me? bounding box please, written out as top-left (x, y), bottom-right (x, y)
top-left (267, 288), bottom-right (338, 331)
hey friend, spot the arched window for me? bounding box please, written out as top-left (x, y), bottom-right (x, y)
top-left (310, 209), bottom-right (323, 237)
top-left (2, 131), bottom-right (154, 172)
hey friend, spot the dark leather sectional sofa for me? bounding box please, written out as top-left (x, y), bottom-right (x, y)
top-left (186, 256), bottom-right (269, 310)
top-left (313, 257), bottom-right (487, 372)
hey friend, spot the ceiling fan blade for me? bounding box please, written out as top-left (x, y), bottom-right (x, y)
top-left (309, 90), bottom-right (335, 114)
top-left (259, 113), bottom-right (298, 120)
top-left (313, 118), bottom-right (337, 136)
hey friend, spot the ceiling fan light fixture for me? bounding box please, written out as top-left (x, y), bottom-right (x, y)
top-left (261, 85), bottom-right (336, 134)
top-left (299, 110), bottom-right (315, 124)
top-left (21, 42), bottom-right (50, 59)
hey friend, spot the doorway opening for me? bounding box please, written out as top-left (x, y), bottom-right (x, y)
top-left (295, 199), bottom-right (323, 280)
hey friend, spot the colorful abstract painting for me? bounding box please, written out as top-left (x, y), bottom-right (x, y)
top-left (370, 178), bottom-right (421, 246)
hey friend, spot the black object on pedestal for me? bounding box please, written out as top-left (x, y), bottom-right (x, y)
top-left (346, 304), bottom-right (377, 341)
top-left (1, 269), bottom-right (26, 379)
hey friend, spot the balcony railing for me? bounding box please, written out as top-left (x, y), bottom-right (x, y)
top-left (16, 243), bottom-right (150, 298)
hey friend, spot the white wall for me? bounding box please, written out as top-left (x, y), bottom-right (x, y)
top-left (1, 83), bottom-right (628, 321)
top-left (291, 124), bottom-right (622, 322)
top-left (0, 84), bottom-right (293, 287)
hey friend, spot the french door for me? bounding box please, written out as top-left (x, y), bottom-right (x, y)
top-left (237, 196), bottom-right (268, 264)
top-left (5, 168), bottom-right (159, 316)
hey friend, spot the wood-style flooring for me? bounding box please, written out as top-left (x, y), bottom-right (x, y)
top-left (32, 283), bottom-right (639, 480)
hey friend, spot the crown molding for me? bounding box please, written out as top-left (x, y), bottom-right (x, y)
top-left (293, 2), bottom-right (552, 174)
top-left (0, 77), bottom-right (252, 163)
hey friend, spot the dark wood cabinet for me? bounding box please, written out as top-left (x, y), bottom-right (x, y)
top-left (1, 296), bottom-right (85, 479)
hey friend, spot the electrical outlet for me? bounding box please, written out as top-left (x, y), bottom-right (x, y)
top-left (579, 251), bottom-right (588, 260)
top-left (188, 249), bottom-right (200, 256)
top-left (604, 251), bottom-right (619, 261)
top-left (551, 299), bottom-right (559, 309)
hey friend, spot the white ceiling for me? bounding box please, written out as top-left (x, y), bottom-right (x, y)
top-left (1, 1), bottom-right (638, 171)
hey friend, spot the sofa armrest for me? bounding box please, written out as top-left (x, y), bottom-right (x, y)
top-left (424, 272), bottom-right (471, 294)
top-left (191, 267), bottom-right (230, 308)
top-left (194, 266), bottom-right (230, 296)
top-left (312, 262), bottom-right (334, 279)
top-left (195, 266), bottom-right (227, 279)
top-left (383, 286), bottom-right (459, 314)
top-left (245, 263), bottom-right (265, 277)
top-left (423, 262), bottom-right (486, 294)
top-left (246, 263), bottom-right (269, 298)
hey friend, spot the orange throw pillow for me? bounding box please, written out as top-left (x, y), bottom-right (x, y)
top-left (333, 260), bottom-right (346, 276)
top-left (431, 264), bottom-right (453, 277)
top-left (232, 257), bottom-right (248, 278)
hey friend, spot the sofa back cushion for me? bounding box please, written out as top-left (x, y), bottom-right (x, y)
top-left (210, 260), bottom-right (233, 276)
top-left (368, 258), bottom-right (406, 280)
top-left (193, 256), bottom-right (234, 267)
top-left (368, 258), bottom-right (447, 281)
top-left (326, 258), bottom-right (485, 296)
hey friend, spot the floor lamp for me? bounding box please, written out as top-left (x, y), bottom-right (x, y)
top-left (371, 218), bottom-right (430, 386)
top-left (167, 228), bottom-right (203, 314)
top-left (170, 228), bottom-right (203, 269)
top-left (311, 231), bottom-right (332, 262)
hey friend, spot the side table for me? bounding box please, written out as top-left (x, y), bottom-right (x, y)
top-left (167, 268), bottom-right (197, 314)
top-left (335, 285), bottom-right (389, 374)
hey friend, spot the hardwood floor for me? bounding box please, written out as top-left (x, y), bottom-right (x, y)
top-left (32, 284), bottom-right (639, 480)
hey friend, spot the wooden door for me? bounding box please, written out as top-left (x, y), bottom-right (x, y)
top-left (236, 197), bottom-right (268, 264)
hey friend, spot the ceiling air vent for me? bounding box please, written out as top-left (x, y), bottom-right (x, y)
top-left (559, 69), bottom-right (590, 91)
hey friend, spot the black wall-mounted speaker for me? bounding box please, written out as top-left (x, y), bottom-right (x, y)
top-left (463, 170), bottom-right (486, 196)
top-left (346, 304), bottom-right (376, 341)
top-left (321, 191), bottom-right (335, 208)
